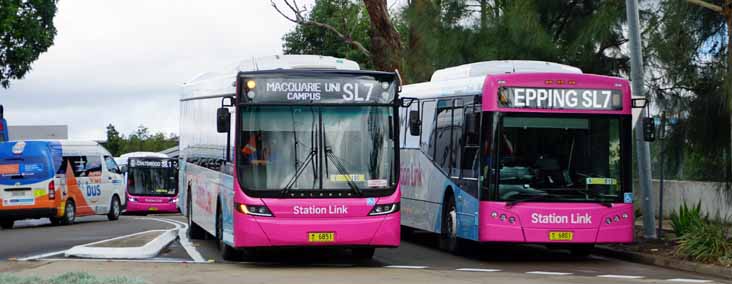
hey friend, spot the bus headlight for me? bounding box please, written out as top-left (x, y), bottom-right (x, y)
top-left (169, 198), bottom-right (178, 204)
top-left (369, 203), bottom-right (399, 216)
top-left (236, 203), bottom-right (274, 217)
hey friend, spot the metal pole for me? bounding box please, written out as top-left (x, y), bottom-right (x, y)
top-left (658, 113), bottom-right (667, 238)
top-left (626, 0), bottom-right (657, 239)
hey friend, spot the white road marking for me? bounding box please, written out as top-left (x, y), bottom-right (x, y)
top-left (384, 265), bottom-right (428, 269)
top-left (666, 279), bottom-right (713, 283)
top-left (456, 268), bottom-right (502, 272)
top-left (16, 249), bottom-right (68, 261)
top-left (526, 271), bottom-right (573, 276)
top-left (40, 258), bottom-right (213, 264)
top-left (597, 275), bottom-right (645, 279)
top-left (141, 217), bottom-right (206, 263)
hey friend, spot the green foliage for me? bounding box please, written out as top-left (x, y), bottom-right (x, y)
top-left (645, 1), bottom-right (731, 182)
top-left (104, 124), bottom-right (177, 157)
top-left (675, 219), bottom-right (731, 263)
top-left (0, 0), bottom-right (58, 88)
top-left (0, 272), bottom-right (146, 284)
top-left (670, 201), bottom-right (705, 237)
top-left (282, 0), bottom-right (372, 69)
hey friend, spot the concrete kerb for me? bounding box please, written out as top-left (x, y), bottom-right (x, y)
top-left (594, 245), bottom-right (732, 281)
top-left (64, 229), bottom-right (178, 259)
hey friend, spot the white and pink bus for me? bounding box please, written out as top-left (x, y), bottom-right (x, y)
top-left (179, 55), bottom-right (401, 260)
top-left (399, 61), bottom-right (639, 256)
top-left (124, 154), bottom-right (179, 214)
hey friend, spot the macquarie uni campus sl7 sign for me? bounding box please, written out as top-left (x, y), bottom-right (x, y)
top-left (499, 87), bottom-right (623, 110)
top-left (243, 76), bottom-right (396, 104)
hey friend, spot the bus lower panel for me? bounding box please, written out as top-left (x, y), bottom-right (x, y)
top-left (126, 201), bottom-right (179, 214)
top-left (0, 208), bottom-right (57, 220)
top-left (233, 212), bottom-right (400, 248)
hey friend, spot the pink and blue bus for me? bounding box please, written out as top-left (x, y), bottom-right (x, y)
top-left (124, 156), bottom-right (179, 214)
top-left (0, 105), bottom-right (8, 142)
top-left (399, 61), bottom-right (635, 255)
top-left (179, 55), bottom-right (401, 260)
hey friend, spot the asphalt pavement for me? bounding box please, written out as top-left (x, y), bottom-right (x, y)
top-left (0, 215), bottom-right (175, 260)
top-left (1, 214), bottom-right (729, 284)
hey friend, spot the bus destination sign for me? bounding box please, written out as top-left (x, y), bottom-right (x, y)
top-left (244, 77), bottom-right (396, 104)
top-left (499, 87), bottom-right (622, 110)
top-left (130, 159), bottom-right (178, 169)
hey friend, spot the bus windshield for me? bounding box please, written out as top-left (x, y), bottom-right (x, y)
top-left (493, 115), bottom-right (623, 203)
top-left (238, 106), bottom-right (395, 194)
top-left (127, 159), bottom-right (178, 196)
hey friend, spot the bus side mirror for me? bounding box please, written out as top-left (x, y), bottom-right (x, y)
top-left (643, 117), bottom-right (656, 142)
top-left (0, 104), bottom-right (4, 119)
top-left (409, 110), bottom-right (421, 136)
top-left (217, 108), bottom-right (230, 133)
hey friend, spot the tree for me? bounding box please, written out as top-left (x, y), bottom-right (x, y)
top-left (273, 0), bottom-right (403, 74)
top-left (105, 124), bottom-right (123, 157)
top-left (0, 0), bottom-right (58, 88)
top-left (282, 0), bottom-right (372, 69)
top-left (644, 1), bottom-right (731, 182)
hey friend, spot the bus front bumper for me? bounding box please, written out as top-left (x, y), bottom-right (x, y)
top-left (233, 212), bottom-right (400, 248)
top-left (0, 208), bottom-right (57, 220)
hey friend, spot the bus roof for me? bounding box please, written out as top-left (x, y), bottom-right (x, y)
top-left (181, 55), bottom-right (360, 101)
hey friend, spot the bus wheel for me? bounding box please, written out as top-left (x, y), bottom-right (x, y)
top-left (60, 200), bottom-right (76, 225)
top-left (439, 195), bottom-right (463, 254)
top-left (187, 191), bottom-right (205, 239)
top-left (351, 248), bottom-right (375, 260)
top-left (0, 220), bottom-right (13, 229)
top-left (217, 207), bottom-right (240, 261)
top-left (569, 244), bottom-right (594, 257)
top-left (107, 196), bottom-right (121, 221)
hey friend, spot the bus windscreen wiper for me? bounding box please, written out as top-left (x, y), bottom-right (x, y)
top-left (324, 146), bottom-right (361, 195)
top-left (505, 193), bottom-right (551, 207)
top-left (576, 189), bottom-right (613, 208)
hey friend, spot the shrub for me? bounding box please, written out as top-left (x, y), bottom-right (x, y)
top-left (670, 201), bottom-right (705, 237)
top-left (675, 220), bottom-right (730, 263)
top-left (0, 272), bottom-right (146, 284)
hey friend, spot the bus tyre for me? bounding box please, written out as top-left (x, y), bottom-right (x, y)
top-left (217, 207), bottom-right (240, 261)
top-left (107, 196), bottom-right (121, 221)
top-left (59, 200), bottom-right (76, 225)
top-left (0, 220), bottom-right (13, 229)
top-left (187, 191), bottom-right (205, 239)
top-left (439, 195), bottom-right (464, 254)
top-left (351, 248), bottom-right (375, 260)
top-left (569, 244), bottom-right (594, 257)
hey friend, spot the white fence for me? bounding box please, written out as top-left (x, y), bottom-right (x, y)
top-left (635, 180), bottom-right (732, 220)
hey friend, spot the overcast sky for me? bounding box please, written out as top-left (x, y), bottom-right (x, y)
top-left (0, 0), bottom-right (324, 140)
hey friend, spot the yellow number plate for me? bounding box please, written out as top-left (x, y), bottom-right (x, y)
top-left (148, 207), bottom-right (158, 211)
top-left (549, 231), bottom-right (573, 241)
top-left (308, 232), bottom-right (335, 242)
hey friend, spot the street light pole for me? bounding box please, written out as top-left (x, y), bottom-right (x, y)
top-left (626, 0), bottom-right (657, 239)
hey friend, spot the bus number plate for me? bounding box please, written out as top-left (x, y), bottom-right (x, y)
top-left (148, 207), bottom-right (158, 211)
top-left (549, 232), bottom-right (573, 241)
top-left (308, 232), bottom-right (335, 242)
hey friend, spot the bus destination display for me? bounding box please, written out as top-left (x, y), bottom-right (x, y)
top-left (244, 77), bottom-right (395, 104)
top-left (499, 87), bottom-right (622, 110)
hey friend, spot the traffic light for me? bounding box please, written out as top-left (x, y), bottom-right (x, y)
top-left (643, 117), bottom-right (656, 142)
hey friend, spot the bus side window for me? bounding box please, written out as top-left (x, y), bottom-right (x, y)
top-left (420, 101), bottom-right (437, 159)
top-left (433, 99), bottom-right (453, 174)
top-left (104, 156), bottom-right (120, 174)
top-left (58, 156), bottom-right (87, 177)
top-left (461, 104), bottom-right (481, 179)
top-left (451, 99), bottom-right (464, 177)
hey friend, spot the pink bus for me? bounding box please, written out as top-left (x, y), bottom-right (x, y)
top-left (124, 157), bottom-right (179, 214)
top-left (179, 55), bottom-right (401, 260)
top-left (399, 61), bottom-right (639, 256)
